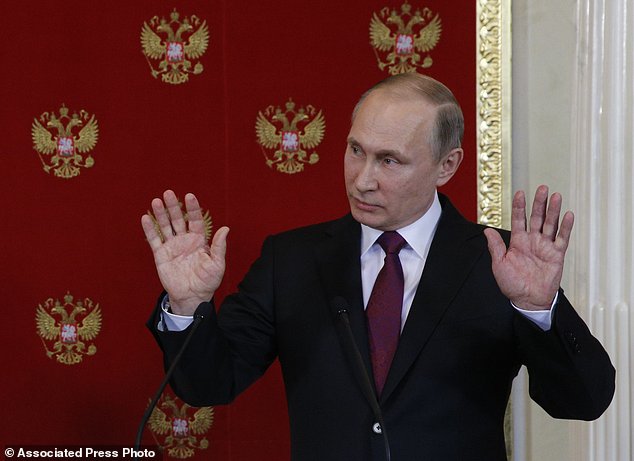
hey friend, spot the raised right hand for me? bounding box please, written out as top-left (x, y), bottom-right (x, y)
top-left (141, 190), bottom-right (229, 315)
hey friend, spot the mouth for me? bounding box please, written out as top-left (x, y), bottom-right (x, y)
top-left (351, 196), bottom-right (381, 211)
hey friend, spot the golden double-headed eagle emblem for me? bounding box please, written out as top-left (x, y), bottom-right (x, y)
top-left (148, 393), bottom-right (214, 459)
top-left (370, 2), bottom-right (442, 75)
top-left (31, 104), bottom-right (98, 179)
top-left (141, 9), bottom-right (209, 84)
top-left (256, 98), bottom-right (325, 174)
top-left (36, 292), bottom-right (102, 365)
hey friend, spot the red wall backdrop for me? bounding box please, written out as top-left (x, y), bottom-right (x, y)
top-left (1, 1), bottom-right (476, 459)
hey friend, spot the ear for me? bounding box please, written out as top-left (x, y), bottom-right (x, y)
top-left (435, 148), bottom-right (464, 187)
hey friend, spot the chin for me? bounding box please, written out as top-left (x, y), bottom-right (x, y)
top-left (350, 209), bottom-right (387, 230)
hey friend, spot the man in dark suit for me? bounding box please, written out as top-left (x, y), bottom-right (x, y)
top-left (142, 73), bottom-right (615, 460)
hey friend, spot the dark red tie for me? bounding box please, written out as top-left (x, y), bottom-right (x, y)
top-left (366, 231), bottom-right (406, 397)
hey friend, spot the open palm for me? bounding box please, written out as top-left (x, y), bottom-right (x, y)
top-left (484, 186), bottom-right (574, 311)
top-left (141, 190), bottom-right (229, 315)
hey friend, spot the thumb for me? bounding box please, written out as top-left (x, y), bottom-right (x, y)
top-left (210, 226), bottom-right (230, 260)
top-left (484, 228), bottom-right (506, 264)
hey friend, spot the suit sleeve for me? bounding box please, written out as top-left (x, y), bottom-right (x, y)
top-left (146, 236), bottom-right (279, 407)
top-left (514, 290), bottom-right (615, 420)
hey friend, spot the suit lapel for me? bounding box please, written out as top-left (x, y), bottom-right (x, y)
top-left (314, 215), bottom-right (375, 392)
top-left (314, 200), bottom-right (488, 406)
top-left (380, 197), bottom-right (487, 403)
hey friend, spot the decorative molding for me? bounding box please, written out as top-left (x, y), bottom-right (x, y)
top-left (476, 1), bottom-right (513, 458)
top-left (476, 0), bottom-right (512, 229)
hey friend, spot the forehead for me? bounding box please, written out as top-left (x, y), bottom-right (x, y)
top-left (349, 90), bottom-right (437, 151)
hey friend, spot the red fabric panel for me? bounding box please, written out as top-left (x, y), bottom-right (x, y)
top-left (1, 1), bottom-right (475, 459)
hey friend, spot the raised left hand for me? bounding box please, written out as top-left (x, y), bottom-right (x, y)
top-left (484, 185), bottom-right (574, 311)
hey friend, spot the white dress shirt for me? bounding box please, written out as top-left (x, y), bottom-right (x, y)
top-left (160, 191), bottom-right (553, 331)
top-left (359, 193), bottom-right (441, 330)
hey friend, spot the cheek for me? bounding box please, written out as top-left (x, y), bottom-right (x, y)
top-left (394, 173), bottom-right (432, 204)
top-left (343, 157), bottom-right (357, 184)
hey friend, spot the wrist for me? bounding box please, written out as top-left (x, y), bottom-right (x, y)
top-left (510, 291), bottom-right (559, 312)
top-left (165, 293), bottom-right (209, 316)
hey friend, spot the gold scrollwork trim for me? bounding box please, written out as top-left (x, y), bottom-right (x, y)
top-left (476, 0), bottom-right (512, 230)
top-left (476, 1), bottom-right (513, 458)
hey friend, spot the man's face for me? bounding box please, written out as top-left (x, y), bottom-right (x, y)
top-left (344, 90), bottom-right (456, 231)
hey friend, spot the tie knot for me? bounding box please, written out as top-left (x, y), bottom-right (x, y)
top-left (377, 231), bottom-right (406, 255)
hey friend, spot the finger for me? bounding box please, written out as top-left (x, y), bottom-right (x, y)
top-left (163, 190), bottom-right (187, 235)
top-left (151, 197), bottom-right (174, 241)
top-left (184, 193), bottom-right (206, 236)
top-left (555, 210), bottom-right (574, 252)
top-left (510, 190), bottom-right (527, 236)
top-left (529, 185), bottom-right (549, 233)
top-left (484, 228), bottom-right (506, 264)
top-left (542, 192), bottom-right (562, 240)
top-left (141, 214), bottom-right (163, 251)
top-left (210, 226), bottom-right (230, 261)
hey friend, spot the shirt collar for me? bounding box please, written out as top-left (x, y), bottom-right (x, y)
top-left (360, 192), bottom-right (442, 258)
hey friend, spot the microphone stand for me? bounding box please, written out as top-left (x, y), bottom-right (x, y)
top-left (133, 311), bottom-right (205, 460)
top-left (334, 297), bottom-right (391, 461)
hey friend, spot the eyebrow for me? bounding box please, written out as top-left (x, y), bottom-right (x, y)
top-left (347, 137), bottom-right (403, 158)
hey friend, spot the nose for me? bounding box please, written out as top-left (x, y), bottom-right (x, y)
top-left (354, 158), bottom-right (378, 192)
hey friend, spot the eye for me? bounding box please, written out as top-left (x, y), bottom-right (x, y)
top-left (383, 157), bottom-right (398, 165)
top-left (349, 144), bottom-right (362, 155)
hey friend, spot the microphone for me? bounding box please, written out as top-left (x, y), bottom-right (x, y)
top-left (331, 296), bottom-right (391, 461)
top-left (134, 305), bottom-right (206, 459)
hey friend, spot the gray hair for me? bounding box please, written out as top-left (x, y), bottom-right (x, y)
top-left (352, 73), bottom-right (464, 162)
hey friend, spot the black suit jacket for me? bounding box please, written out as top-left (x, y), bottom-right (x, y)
top-left (149, 195), bottom-right (615, 461)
